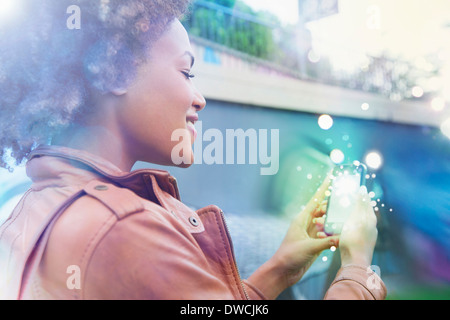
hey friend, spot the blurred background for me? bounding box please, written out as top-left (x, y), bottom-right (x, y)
top-left (1, 0), bottom-right (449, 299)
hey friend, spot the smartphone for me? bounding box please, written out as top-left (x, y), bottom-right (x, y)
top-left (324, 163), bottom-right (367, 235)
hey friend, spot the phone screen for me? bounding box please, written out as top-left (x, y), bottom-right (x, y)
top-left (324, 164), bottom-right (366, 235)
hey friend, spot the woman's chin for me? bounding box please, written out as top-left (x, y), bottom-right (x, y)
top-left (165, 151), bottom-right (194, 168)
top-left (177, 153), bottom-right (194, 168)
top-left (178, 162), bottom-right (193, 169)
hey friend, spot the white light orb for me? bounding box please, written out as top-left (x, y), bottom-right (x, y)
top-left (361, 103), bottom-right (370, 111)
top-left (318, 114), bottom-right (333, 130)
top-left (330, 149), bottom-right (345, 164)
top-left (412, 86), bottom-right (424, 98)
top-left (365, 151), bottom-right (383, 170)
top-left (307, 50), bottom-right (321, 63)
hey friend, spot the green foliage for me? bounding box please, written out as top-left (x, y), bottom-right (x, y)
top-left (183, 0), bottom-right (278, 60)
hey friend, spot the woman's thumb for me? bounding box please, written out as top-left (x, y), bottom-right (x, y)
top-left (306, 236), bottom-right (339, 255)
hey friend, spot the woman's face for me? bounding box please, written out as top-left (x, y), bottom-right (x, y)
top-left (117, 19), bottom-right (205, 167)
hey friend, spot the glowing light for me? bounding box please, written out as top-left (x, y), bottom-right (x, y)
top-left (441, 117), bottom-right (450, 139)
top-left (307, 50), bottom-right (321, 63)
top-left (361, 103), bottom-right (370, 111)
top-left (322, 256), bottom-right (328, 262)
top-left (427, 77), bottom-right (443, 92)
top-left (330, 149), bottom-right (345, 164)
top-left (431, 97), bottom-right (445, 112)
top-left (414, 57), bottom-right (434, 72)
top-left (0, 0), bottom-right (20, 22)
top-left (339, 197), bottom-right (351, 208)
top-left (0, 0), bottom-right (14, 14)
top-left (411, 86), bottom-right (424, 98)
top-left (365, 151), bottom-right (383, 170)
top-left (333, 173), bottom-right (360, 199)
top-left (318, 114), bottom-right (333, 130)
top-left (330, 246), bottom-right (336, 252)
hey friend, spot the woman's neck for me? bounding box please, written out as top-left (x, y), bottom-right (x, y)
top-left (51, 123), bottom-right (136, 172)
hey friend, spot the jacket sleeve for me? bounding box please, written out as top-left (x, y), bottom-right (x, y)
top-left (324, 264), bottom-right (387, 300)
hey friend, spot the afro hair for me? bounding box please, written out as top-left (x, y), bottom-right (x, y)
top-left (0, 0), bottom-right (191, 172)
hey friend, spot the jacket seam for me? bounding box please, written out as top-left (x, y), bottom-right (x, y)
top-left (211, 211), bottom-right (246, 300)
top-left (7, 232), bottom-right (22, 292)
top-left (79, 213), bottom-right (118, 300)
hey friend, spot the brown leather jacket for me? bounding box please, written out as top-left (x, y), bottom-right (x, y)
top-left (0, 145), bottom-right (386, 300)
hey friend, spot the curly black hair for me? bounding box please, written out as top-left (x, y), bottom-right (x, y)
top-left (0, 0), bottom-right (190, 172)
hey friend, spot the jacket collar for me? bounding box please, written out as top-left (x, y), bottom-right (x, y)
top-left (26, 144), bottom-right (181, 200)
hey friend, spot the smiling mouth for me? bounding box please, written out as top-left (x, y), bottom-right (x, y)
top-left (186, 115), bottom-right (198, 141)
top-left (186, 113), bottom-right (199, 124)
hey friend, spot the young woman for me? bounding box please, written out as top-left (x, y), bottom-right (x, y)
top-left (0, 0), bottom-right (385, 300)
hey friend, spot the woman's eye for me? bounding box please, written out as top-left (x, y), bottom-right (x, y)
top-left (181, 71), bottom-right (195, 79)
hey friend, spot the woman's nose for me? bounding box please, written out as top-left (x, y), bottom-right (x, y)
top-left (192, 86), bottom-right (206, 112)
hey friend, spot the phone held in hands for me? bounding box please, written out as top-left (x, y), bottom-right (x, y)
top-left (324, 162), bottom-right (367, 235)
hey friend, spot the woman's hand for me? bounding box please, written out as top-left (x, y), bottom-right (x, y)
top-left (339, 186), bottom-right (378, 267)
top-left (248, 175), bottom-right (339, 299)
top-left (272, 175), bottom-right (339, 287)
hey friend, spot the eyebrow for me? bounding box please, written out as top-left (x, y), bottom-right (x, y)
top-left (183, 51), bottom-right (195, 68)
